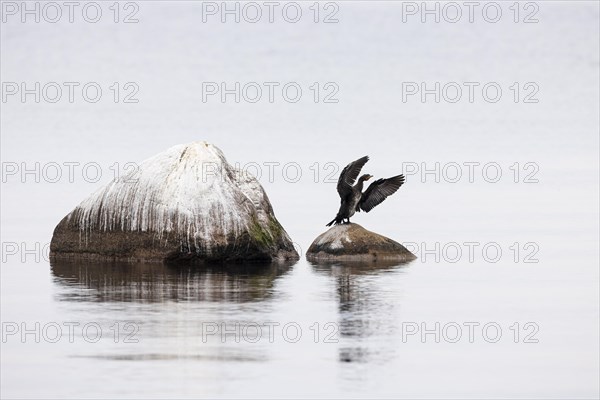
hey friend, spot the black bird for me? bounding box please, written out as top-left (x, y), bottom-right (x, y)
top-left (326, 156), bottom-right (405, 226)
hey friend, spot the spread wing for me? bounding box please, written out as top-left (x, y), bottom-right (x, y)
top-left (358, 175), bottom-right (405, 212)
top-left (336, 156), bottom-right (369, 199)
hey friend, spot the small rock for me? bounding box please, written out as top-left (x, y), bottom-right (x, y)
top-left (50, 141), bottom-right (299, 264)
top-left (306, 223), bottom-right (416, 262)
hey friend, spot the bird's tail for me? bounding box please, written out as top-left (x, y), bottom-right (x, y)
top-left (326, 216), bottom-right (340, 227)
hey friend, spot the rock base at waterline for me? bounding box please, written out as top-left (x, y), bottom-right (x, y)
top-left (306, 223), bottom-right (416, 262)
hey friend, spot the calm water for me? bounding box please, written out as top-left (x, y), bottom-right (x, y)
top-left (2, 1), bottom-right (599, 398)
top-left (1, 245), bottom-right (598, 398)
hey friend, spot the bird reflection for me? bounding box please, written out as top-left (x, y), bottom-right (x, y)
top-left (310, 259), bottom-right (412, 364)
top-left (51, 260), bottom-right (295, 303)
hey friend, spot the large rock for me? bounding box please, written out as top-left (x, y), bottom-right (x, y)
top-left (306, 223), bottom-right (416, 262)
top-left (50, 141), bottom-right (299, 264)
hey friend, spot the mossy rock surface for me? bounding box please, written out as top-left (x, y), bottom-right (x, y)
top-left (306, 223), bottom-right (416, 262)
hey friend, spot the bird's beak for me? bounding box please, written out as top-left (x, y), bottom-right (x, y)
top-left (367, 175), bottom-right (373, 180)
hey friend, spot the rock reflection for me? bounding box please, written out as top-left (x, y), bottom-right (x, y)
top-left (72, 350), bottom-right (266, 362)
top-left (310, 259), bottom-right (409, 276)
top-left (51, 260), bottom-right (295, 303)
top-left (310, 259), bottom-right (412, 364)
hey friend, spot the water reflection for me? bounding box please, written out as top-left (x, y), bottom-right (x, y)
top-left (310, 259), bottom-right (410, 276)
top-left (310, 259), bottom-right (412, 364)
top-left (71, 350), bottom-right (267, 362)
top-left (51, 260), bottom-right (295, 303)
top-left (49, 260), bottom-right (297, 365)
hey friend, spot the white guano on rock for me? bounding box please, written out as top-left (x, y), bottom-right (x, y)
top-left (50, 141), bottom-right (298, 263)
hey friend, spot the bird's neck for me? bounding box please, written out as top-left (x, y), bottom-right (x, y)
top-left (355, 178), bottom-right (366, 191)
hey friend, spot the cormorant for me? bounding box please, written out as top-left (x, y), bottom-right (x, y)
top-left (326, 156), bottom-right (405, 226)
